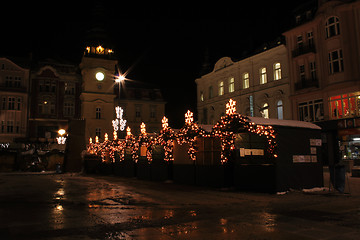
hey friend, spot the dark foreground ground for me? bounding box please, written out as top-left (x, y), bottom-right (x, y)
top-left (0, 171), bottom-right (359, 240)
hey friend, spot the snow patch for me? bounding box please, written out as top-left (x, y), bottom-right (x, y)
top-left (302, 187), bottom-right (327, 193)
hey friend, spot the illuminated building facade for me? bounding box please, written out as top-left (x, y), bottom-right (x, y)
top-left (0, 58), bottom-right (29, 143)
top-left (28, 60), bottom-right (81, 140)
top-left (283, 0), bottom-right (360, 168)
top-left (80, 45), bottom-right (165, 142)
top-left (196, 44), bottom-right (291, 125)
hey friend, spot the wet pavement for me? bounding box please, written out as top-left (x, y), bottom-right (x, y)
top-left (0, 172), bottom-right (359, 239)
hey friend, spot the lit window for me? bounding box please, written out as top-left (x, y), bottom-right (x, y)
top-left (329, 94), bottom-right (360, 119)
top-left (218, 81), bottom-right (224, 96)
top-left (200, 91), bottom-right (204, 102)
top-left (260, 68), bottom-right (267, 84)
top-left (228, 77), bottom-right (235, 93)
top-left (326, 17), bottom-right (340, 38)
top-left (273, 63), bottom-right (281, 80)
top-left (262, 103), bottom-right (269, 119)
top-left (328, 49), bottom-right (344, 74)
top-left (277, 100), bottom-right (283, 120)
top-left (243, 73), bottom-right (249, 89)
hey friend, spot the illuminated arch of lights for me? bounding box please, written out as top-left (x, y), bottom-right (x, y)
top-left (87, 99), bottom-right (277, 164)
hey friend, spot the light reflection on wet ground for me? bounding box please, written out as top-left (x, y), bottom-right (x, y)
top-left (0, 174), bottom-right (360, 239)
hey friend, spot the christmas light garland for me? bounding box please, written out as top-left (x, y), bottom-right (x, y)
top-left (86, 99), bottom-right (278, 165)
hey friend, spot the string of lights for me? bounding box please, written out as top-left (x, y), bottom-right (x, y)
top-left (86, 99), bottom-right (278, 164)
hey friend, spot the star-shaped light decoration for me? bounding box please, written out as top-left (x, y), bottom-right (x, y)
top-left (185, 110), bottom-right (194, 125)
top-left (140, 122), bottom-right (146, 135)
top-left (104, 133), bottom-right (108, 141)
top-left (113, 130), bottom-right (117, 140)
top-left (162, 116), bottom-right (169, 130)
top-left (226, 99), bottom-right (237, 115)
top-left (126, 126), bottom-right (132, 137)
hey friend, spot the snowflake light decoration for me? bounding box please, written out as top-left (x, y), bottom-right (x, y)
top-left (185, 110), bottom-right (194, 125)
top-left (162, 116), bottom-right (169, 130)
top-left (226, 99), bottom-right (236, 115)
top-left (112, 106), bottom-right (127, 132)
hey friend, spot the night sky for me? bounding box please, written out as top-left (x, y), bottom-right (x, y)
top-left (0, 0), bottom-right (308, 128)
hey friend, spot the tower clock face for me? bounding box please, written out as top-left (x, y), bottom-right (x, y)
top-left (95, 72), bottom-right (105, 81)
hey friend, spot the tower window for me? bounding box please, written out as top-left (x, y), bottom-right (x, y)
top-left (96, 107), bottom-right (101, 119)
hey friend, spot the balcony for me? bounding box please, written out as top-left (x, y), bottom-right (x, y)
top-left (292, 44), bottom-right (316, 58)
top-left (295, 78), bottom-right (319, 91)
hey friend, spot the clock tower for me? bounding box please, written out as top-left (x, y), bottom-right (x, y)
top-left (79, 45), bottom-right (117, 142)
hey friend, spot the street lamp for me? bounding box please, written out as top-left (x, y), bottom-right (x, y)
top-left (115, 74), bottom-right (125, 106)
top-left (57, 129), bottom-right (66, 144)
top-left (113, 74), bottom-right (127, 138)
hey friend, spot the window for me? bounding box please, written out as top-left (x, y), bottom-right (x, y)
top-left (260, 68), bottom-right (267, 84)
top-left (218, 81), bottom-right (224, 96)
top-left (277, 100), bottom-right (283, 120)
top-left (39, 80), bottom-right (56, 92)
top-left (38, 99), bottom-right (55, 115)
top-left (5, 76), bottom-right (12, 87)
top-left (200, 91), bottom-right (204, 102)
top-left (135, 105), bottom-right (141, 118)
top-left (299, 65), bottom-right (306, 81)
top-left (228, 77), bottom-right (235, 93)
top-left (326, 17), bottom-right (340, 38)
top-left (95, 128), bottom-right (101, 137)
top-left (273, 63), bottom-right (281, 80)
top-left (329, 93), bottom-right (360, 119)
top-left (261, 103), bottom-right (269, 119)
top-left (64, 102), bottom-right (74, 116)
top-left (96, 107), bottom-right (101, 119)
top-left (7, 121), bottom-right (13, 133)
top-left (310, 62), bottom-right (316, 80)
top-left (8, 97), bottom-right (15, 110)
top-left (307, 31), bottom-right (314, 47)
top-left (209, 86), bottom-right (213, 99)
top-left (1, 121), bottom-right (4, 133)
top-left (17, 98), bottom-right (21, 110)
top-left (299, 100), bottom-right (324, 122)
top-left (297, 35), bottom-right (303, 49)
top-left (150, 105), bottom-right (156, 118)
top-left (2, 97), bottom-right (6, 110)
top-left (328, 49), bottom-right (344, 73)
top-left (14, 77), bottom-right (21, 88)
top-left (249, 95), bottom-right (254, 117)
top-left (64, 82), bottom-right (75, 95)
top-left (243, 73), bottom-right (249, 89)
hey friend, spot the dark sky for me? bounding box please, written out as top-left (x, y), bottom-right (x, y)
top-left (0, 0), bottom-right (308, 128)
